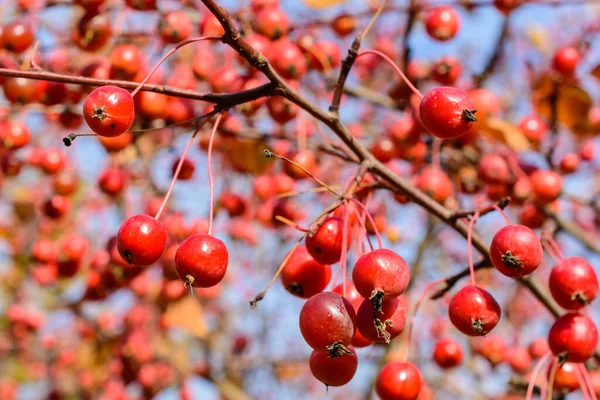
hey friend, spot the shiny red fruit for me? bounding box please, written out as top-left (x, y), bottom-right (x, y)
top-left (376, 361), bottom-right (423, 400)
top-left (83, 85), bottom-right (135, 137)
top-left (416, 167), bottom-right (453, 204)
top-left (309, 348), bottom-right (358, 387)
top-left (419, 87), bottom-right (476, 139)
top-left (518, 115), bottom-right (547, 142)
top-left (433, 337), bottom-right (463, 368)
top-left (352, 248), bottom-right (410, 302)
top-left (490, 224), bottom-right (543, 278)
top-left (478, 153), bottom-right (510, 184)
top-left (553, 46), bottom-right (580, 76)
top-left (117, 215), bottom-right (168, 266)
top-left (448, 285), bottom-right (501, 336)
top-left (281, 245), bottom-right (331, 298)
top-left (549, 256), bottom-right (599, 310)
top-left (356, 297), bottom-right (406, 343)
top-left (299, 292), bottom-right (356, 351)
top-left (175, 234), bottom-right (228, 288)
top-left (548, 312), bottom-right (598, 363)
top-left (425, 6), bottom-right (460, 42)
top-left (305, 217), bottom-right (346, 265)
top-left (530, 169), bottom-right (562, 204)
top-left (332, 281), bottom-right (373, 348)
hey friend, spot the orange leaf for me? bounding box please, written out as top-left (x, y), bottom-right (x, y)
top-left (163, 296), bottom-right (207, 339)
top-left (303, 0), bottom-right (347, 8)
top-left (480, 117), bottom-right (531, 151)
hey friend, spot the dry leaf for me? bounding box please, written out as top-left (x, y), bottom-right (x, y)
top-left (480, 117), bottom-right (531, 151)
top-left (163, 295), bottom-right (207, 339)
top-left (303, 0), bottom-right (346, 8)
top-left (526, 23), bottom-right (551, 56)
top-left (224, 137), bottom-right (273, 174)
top-left (532, 75), bottom-right (592, 136)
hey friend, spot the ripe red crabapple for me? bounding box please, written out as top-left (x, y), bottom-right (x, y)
top-left (419, 87), bottom-right (477, 139)
top-left (489, 224), bottom-right (543, 278)
top-left (83, 85), bottom-right (135, 137)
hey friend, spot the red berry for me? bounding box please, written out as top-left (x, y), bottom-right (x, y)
top-left (352, 248), bottom-right (410, 303)
top-left (548, 312), bottom-right (598, 363)
top-left (425, 6), bottom-right (460, 42)
top-left (332, 281), bottom-right (373, 348)
top-left (553, 46), bottom-right (580, 76)
top-left (489, 224), bottom-right (543, 278)
top-left (433, 337), bottom-right (463, 368)
top-left (431, 56), bottom-right (462, 85)
top-left (2, 20), bottom-right (34, 54)
top-left (580, 140), bottom-right (596, 161)
top-left (109, 45), bottom-right (143, 80)
top-left (309, 348), bottom-right (358, 387)
top-left (559, 153), bottom-right (579, 174)
top-left (271, 39), bottom-right (307, 80)
top-left (549, 256), bottom-right (599, 310)
top-left (376, 361), bottom-right (423, 400)
top-left (282, 150), bottom-right (317, 180)
top-left (356, 297), bottom-right (406, 344)
top-left (419, 87), bottom-right (476, 139)
top-left (494, 0), bottom-right (524, 13)
top-left (175, 234), bottom-right (228, 288)
top-left (530, 169), bottom-right (562, 204)
top-left (478, 153), bottom-right (510, 184)
top-left (83, 85), bottom-right (135, 137)
top-left (528, 337), bottom-right (550, 359)
top-left (281, 245), bottom-right (331, 298)
top-left (117, 215), bottom-right (167, 266)
top-left (370, 136), bottom-right (398, 163)
top-left (299, 292), bottom-right (356, 351)
top-left (172, 158), bottom-right (195, 181)
top-left (550, 362), bottom-right (580, 393)
top-left (416, 167), bottom-right (453, 204)
top-left (507, 346), bottom-right (531, 373)
top-left (448, 285), bottom-right (501, 336)
top-left (477, 335), bottom-right (507, 366)
top-left (252, 7), bottom-right (289, 40)
top-left (306, 217), bottom-right (346, 265)
top-left (74, 12), bottom-right (112, 52)
top-left (518, 115), bottom-right (547, 142)
top-left (158, 11), bottom-right (193, 44)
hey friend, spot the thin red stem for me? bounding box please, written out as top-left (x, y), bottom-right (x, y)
top-left (546, 358), bottom-right (559, 400)
top-left (580, 364), bottom-right (599, 400)
top-left (341, 204), bottom-right (350, 298)
top-left (467, 211), bottom-right (481, 286)
top-left (154, 120), bottom-right (209, 220)
top-left (575, 364), bottom-right (593, 400)
top-left (404, 279), bottom-right (445, 362)
top-left (432, 138), bottom-right (442, 169)
top-left (130, 36), bottom-right (222, 97)
top-left (351, 206), bottom-right (374, 252)
top-left (492, 204), bottom-right (512, 225)
top-left (356, 50), bottom-right (424, 99)
top-left (348, 198), bottom-right (383, 249)
top-left (330, 204), bottom-right (347, 291)
top-left (541, 231), bottom-right (565, 261)
top-left (207, 114), bottom-right (223, 236)
top-left (525, 353), bottom-right (552, 400)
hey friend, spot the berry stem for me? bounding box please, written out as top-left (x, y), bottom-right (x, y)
top-left (575, 364), bottom-right (594, 400)
top-left (274, 215), bottom-right (310, 232)
top-left (431, 138), bottom-right (442, 169)
top-left (130, 36), bottom-right (222, 98)
top-left (348, 198), bottom-right (382, 249)
top-left (250, 233), bottom-right (308, 308)
top-left (330, 204), bottom-right (347, 291)
top-left (207, 113), bottom-right (224, 236)
top-left (467, 210), bottom-right (481, 286)
top-left (154, 119), bottom-right (210, 221)
top-left (356, 50), bottom-right (423, 99)
top-left (546, 358), bottom-right (559, 400)
top-left (579, 364), bottom-right (598, 400)
top-left (404, 279), bottom-right (445, 362)
top-left (492, 204), bottom-right (512, 225)
top-left (525, 352), bottom-right (551, 400)
top-left (351, 206), bottom-right (374, 252)
top-left (541, 231), bottom-right (564, 261)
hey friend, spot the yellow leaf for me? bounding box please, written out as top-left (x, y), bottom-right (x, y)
top-left (163, 296), bottom-right (207, 339)
top-left (480, 117), bottom-right (531, 151)
top-left (526, 23), bottom-right (551, 55)
top-left (303, 0), bottom-right (347, 8)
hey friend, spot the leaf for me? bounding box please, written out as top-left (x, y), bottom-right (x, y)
top-left (591, 64), bottom-right (600, 82)
top-left (525, 23), bottom-right (551, 55)
top-left (163, 295), bottom-right (207, 339)
top-left (303, 0), bottom-right (347, 8)
top-left (223, 137), bottom-right (273, 175)
top-left (480, 117), bottom-right (531, 151)
top-left (532, 75), bottom-right (592, 136)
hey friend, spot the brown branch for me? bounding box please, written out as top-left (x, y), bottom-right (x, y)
top-left (402, 0), bottom-right (418, 68)
top-left (0, 68), bottom-right (277, 106)
top-left (474, 15), bottom-right (510, 86)
top-left (543, 206), bottom-right (600, 255)
top-left (450, 197), bottom-right (511, 221)
top-left (430, 260), bottom-right (492, 300)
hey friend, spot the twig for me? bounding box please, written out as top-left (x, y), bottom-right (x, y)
top-left (474, 15), bottom-right (510, 86)
top-left (430, 260), bottom-right (492, 300)
top-left (543, 206), bottom-right (600, 255)
top-left (450, 197), bottom-right (511, 221)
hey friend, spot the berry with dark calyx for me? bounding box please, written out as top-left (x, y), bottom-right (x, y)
top-left (117, 214), bottom-right (167, 266)
top-left (356, 297), bottom-right (406, 344)
top-left (433, 337), bottom-right (463, 369)
top-left (73, 12), bottom-right (112, 52)
top-left (158, 11), bottom-right (193, 44)
top-left (425, 6), bottom-right (460, 42)
top-left (352, 248), bottom-right (410, 310)
top-left (419, 87), bottom-right (476, 139)
top-left (548, 312), bottom-right (598, 363)
top-left (280, 245), bottom-right (331, 299)
top-left (376, 361), bottom-right (423, 400)
top-left (306, 217), bottom-right (345, 265)
top-left (489, 224), bottom-right (543, 278)
top-left (549, 256), bottom-right (599, 310)
top-left (252, 7), bottom-right (289, 40)
top-left (309, 347), bottom-right (358, 387)
top-left (83, 85), bottom-right (135, 137)
top-left (431, 56), bottom-right (462, 85)
top-left (559, 153), bottom-right (580, 174)
top-left (2, 20), bottom-right (34, 53)
top-left (174, 234), bottom-right (228, 288)
top-left (448, 285), bottom-right (501, 336)
top-left (299, 292), bottom-right (356, 352)
top-left (550, 362), bottom-right (580, 393)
